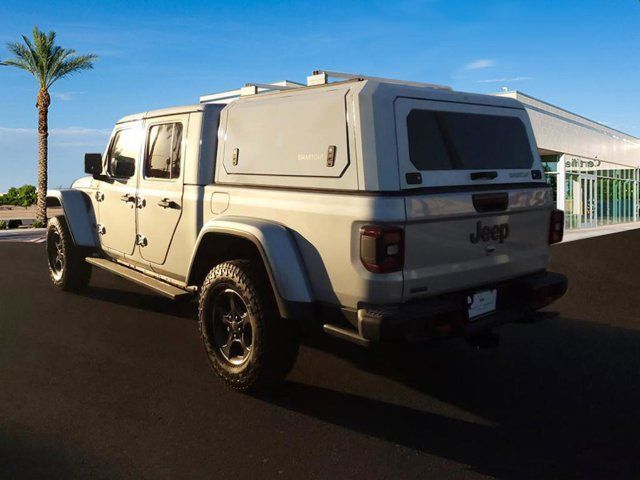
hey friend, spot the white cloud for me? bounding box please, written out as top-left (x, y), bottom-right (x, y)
top-left (478, 76), bottom-right (532, 83)
top-left (463, 59), bottom-right (495, 70)
top-left (0, 126), bottom-right (113, 191)
top-left (51, 91), bottom-right (85, 101)
top-left (52, 92), bottom-right (72, 101)
top-left (0, 126), bottom-right (111, 152)
top-left (0, 126), bottom-right (111, 137)
top-left (0, 127), bottom-right (33, 135)
top-left (50, 127), bottom-right (112, 137)
top-left (56, 141), bottom-right (109, 147)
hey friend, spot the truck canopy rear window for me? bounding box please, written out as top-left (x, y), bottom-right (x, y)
top-left (406, 110), bottom-right (534, 171)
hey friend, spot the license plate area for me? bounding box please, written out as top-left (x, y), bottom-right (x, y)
top-left (467, 289), bottom-right (497, 321)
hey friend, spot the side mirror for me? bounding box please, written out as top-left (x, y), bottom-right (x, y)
top-left (84, 153), bottom-right (102, 176)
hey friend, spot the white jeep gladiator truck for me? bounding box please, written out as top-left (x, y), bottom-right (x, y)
top-left (46, 70), bottom-right (567, 391)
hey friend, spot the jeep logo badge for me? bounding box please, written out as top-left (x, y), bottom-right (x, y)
top-left (470, 221), bottom-right (509, 244)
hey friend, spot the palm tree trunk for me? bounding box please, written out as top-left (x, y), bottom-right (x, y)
top-left (36, 88), bottom-right (50, 225)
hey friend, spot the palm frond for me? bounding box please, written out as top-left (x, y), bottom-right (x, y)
top-left (20, 33), bottom-right (46, 86)
top-left (1, 58), bottom-right (33, 71)
top-left (3, 41), bottom-right (39, 76)
top-left (47, 54), bottom-right (97, 88)
top-left (45, 47), bottom-right (74, 86)
top-left (2, 26), bottom-right (97, 89)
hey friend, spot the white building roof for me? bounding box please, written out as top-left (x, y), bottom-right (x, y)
top-left (495, 90), bottom-right (640, 167)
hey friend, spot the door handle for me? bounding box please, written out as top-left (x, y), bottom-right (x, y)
top-left (158, 198), bottom-right (180, 209)
top-left (120, 193), bottom-right (135, 203)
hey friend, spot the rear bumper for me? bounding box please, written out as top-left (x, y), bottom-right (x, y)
top-left (357, 271), bottom-right (568, 342)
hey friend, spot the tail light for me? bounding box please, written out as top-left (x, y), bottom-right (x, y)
top-left (360, 225), bottom-right (404, 273)
top-left (549, 209), bottom-right (564, 244)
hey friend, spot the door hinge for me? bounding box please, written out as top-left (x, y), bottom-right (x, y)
top-left (136, 234), bottom-right (148, 247)
top-left (136, 197), bottom-right (146, 209)
top-left (97, 224), bottom-right (106, 235)
top-left (95, 191), bottom-right (105, 202)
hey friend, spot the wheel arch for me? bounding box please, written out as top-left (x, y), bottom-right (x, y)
top-left (46, 189), bottom-right (99, 248)
top-left (187, 218), bottom-right (314, 320)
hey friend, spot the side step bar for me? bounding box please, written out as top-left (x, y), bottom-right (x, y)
top-left (323, 324), bottom-right (370, 347)
top-left (85, 257), bottom-right (192, 300)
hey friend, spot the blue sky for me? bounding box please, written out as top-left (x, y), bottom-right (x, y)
top-left (0, 0), bottom-right (638, 192)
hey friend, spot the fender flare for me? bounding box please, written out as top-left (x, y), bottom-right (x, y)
top-left (187, 217), bottom-right (314, 319)
top-left (46, 189), bottom-right (99, 248)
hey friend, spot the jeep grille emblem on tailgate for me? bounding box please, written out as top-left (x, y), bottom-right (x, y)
top-left (470, 221), bottom-right (509, 244)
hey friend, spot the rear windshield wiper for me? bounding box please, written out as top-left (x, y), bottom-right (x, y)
top-left (470, 171), bottom-right (498, 180)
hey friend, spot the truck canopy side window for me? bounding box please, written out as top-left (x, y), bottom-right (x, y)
top-left (145, 123), bottom-right (183, 180)
top-left (107, 128), bottom-right (140, 178)
top-left (407, 110), bottom-right (534, 171)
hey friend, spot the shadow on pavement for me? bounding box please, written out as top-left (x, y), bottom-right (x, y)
top-left (80, 285), bottom-right (197, 320)
top-left (0, 431), bottom-right (122, 480)
top-left (258, 232), bottom-right (640, 479)
top-left (0, 432), bottom-right (74, 479)
top-left (262, 312), bottom-right (640, 479)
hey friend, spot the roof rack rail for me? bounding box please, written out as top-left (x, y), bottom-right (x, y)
top-left (307, 69), bottom-right (452, 91)
top-left (199, 71), bottom-right (452, 104)
top-left (200, 80), bottom-right (304, 104)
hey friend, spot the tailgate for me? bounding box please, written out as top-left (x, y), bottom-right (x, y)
top-left (403, 187), bottom-right (552, 301)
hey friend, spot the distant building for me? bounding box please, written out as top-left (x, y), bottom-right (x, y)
top-left (495, 91), bottom-right (640, 230)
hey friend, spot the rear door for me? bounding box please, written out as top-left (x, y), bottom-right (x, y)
top-left (135, 115), bottom-right (187, 265)
top-left (394, 98), bottom-right (552, 300)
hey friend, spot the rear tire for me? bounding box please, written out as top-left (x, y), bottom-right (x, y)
top-left (198, 260), bottom-right (299, 392)
top-left (46, 216), bottom-right (92, 292)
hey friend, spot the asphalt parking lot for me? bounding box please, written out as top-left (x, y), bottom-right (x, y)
top-left (1, 232), bottom-right (639, 480)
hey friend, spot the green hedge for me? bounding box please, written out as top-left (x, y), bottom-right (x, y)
top-left (0, 185), bottom-right (37, 207)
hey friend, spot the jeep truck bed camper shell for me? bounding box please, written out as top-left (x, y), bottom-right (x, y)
top-left (46, 70), bottom-right (567, 391)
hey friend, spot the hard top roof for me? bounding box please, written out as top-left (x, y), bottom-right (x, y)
top-left (116, 103), bottom-right (212, 124)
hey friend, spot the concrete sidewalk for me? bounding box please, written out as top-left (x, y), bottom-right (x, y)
top-left (0, 228), bottom-right (46, 243)
top-left (0, 206), bottom-right (63, 221)
top-left (563, 221), bottom-right (640, 243)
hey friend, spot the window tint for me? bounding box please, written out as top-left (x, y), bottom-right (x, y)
top-left (145, 123), bottom-right (182, 179)
top-left (107, 129), bottom-right (140, 178)
top-left (407, 110), bottom-right (534, 171)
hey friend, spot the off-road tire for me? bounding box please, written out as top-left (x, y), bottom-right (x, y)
top-left (46, 216), bottom-right (92, 291)
top-left (198, 260), bottom-right (299, 392)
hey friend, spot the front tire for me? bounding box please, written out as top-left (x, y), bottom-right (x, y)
top-left (198, 260), bottom-right (299, 392)
top-left (46, 216), bottom-right (92, 291)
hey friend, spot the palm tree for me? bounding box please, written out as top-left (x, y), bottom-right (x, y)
top-left (1, 27), bottom-right (97, 225)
